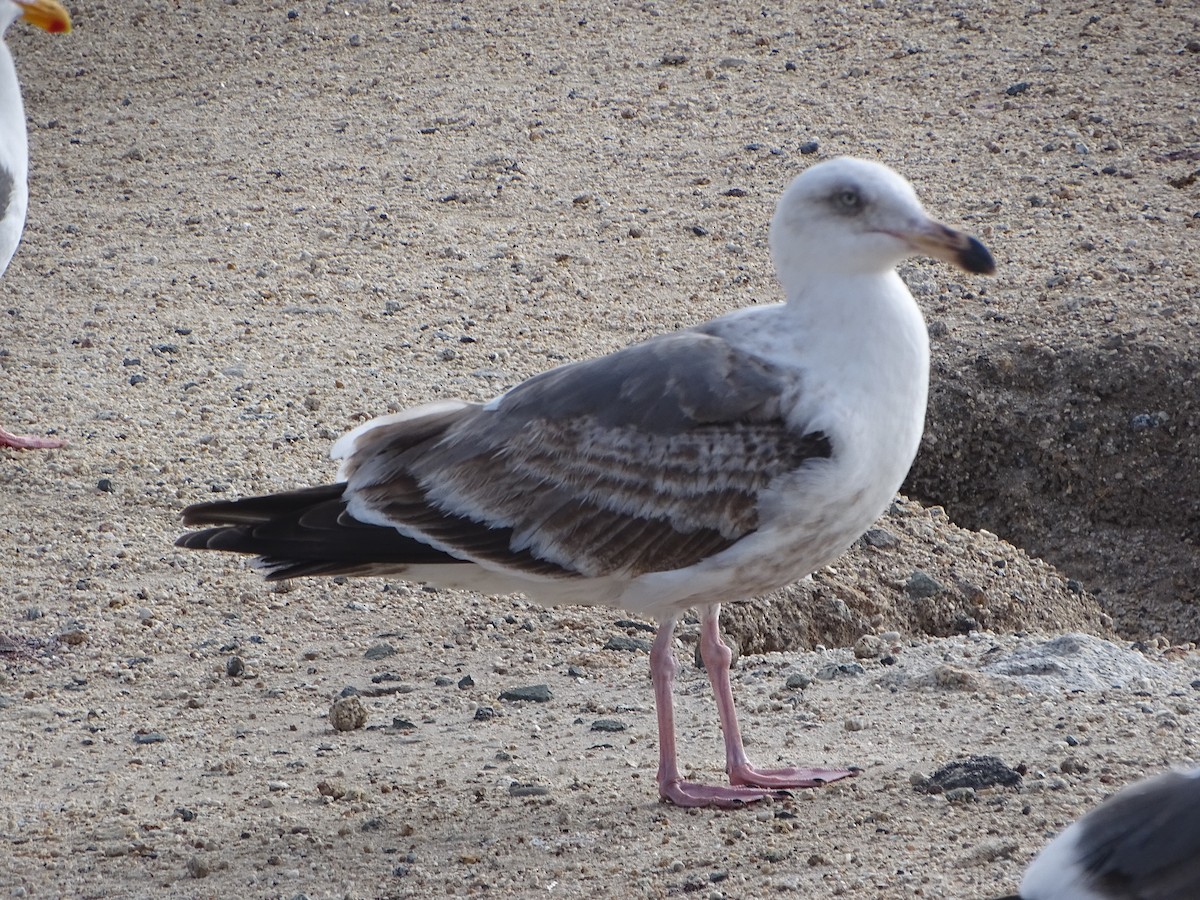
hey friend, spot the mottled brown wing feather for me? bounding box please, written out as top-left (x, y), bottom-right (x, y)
top-left (346, 331), bottom-right (832, 578)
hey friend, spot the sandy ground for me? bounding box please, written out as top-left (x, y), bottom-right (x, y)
top-left (2, 1), bottom-right (1199, 898)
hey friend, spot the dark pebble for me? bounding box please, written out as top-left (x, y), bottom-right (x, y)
top-left (458, 674), bottom-right (475, 689)
top-left (814, 662), bottom-right (865, 680)
top-left (661, 52), bottom-right (688, 66)
top-left (1191, 678), bottom-right (1200, 691)
top-left (905, 570), bottom-right (945, 599)
top-left (507, 782), bottom-right (551, 797)
top-left (784, 60), bottom-right (797, 71)
top-left (339, 686), bottom-right (359, 697)
top-left (690, 225), bottom-right (708, 237)
top-left (590, 719), bottom-right (626, 732)
top-left (122, 357), bottom-right (141, 366)
top-left (134, 731), bottom-right (166, 745)
top-left (604, 635), bottom-right (650, 653)
top-left (364, 643), bottom-right (397, 660)
top-left (96, 478), bottom-right (115, 493)
top-left (225, 655), bottom-right (245, 677)
top-left (129, 374), bottom-right (147, 385)
top-left (921, 755), bottom-right (1022, 792)
top-left (799, 140), bottom-right (819, 154)
top-left (1005, 81), bottom-right (1031, 95)
top-left (391, 717), bottom-right (417, 730)
top-left (567, 665), bottom-right (586, 679)
top-left (862, 527), bottom-right (898, 549)
top-left (614, 618), bottom-right (656, 633)
top-left (785, 673), bottom-right (812, 690)
top-left (175, 807), bottom-right (197, 821)
top-left (474, 706), bottom-right (498, 721)
top-left (880, 655), bottom-right (897, 666)
top-left (500, 684), bottom-right (553, 703)
top-left (433, 676), bottom-right (453, 687)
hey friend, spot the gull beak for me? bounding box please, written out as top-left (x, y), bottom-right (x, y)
top-left (906, 219), bottom-right (995, 275)
top-left (16, 0), bottom-right (72, 34)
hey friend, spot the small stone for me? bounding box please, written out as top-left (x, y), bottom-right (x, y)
top-left (433, 676), bottom-right (453, 687)
top-left (474, 706), bottom-right (498, 721)
top-left (690, 225), bottom-right (708, 237)
top-left (799, 140), bottom-right (819, 154)
top-left (133, 731), bottom-right (166, 745)
top-left (329, 696), bottom-right (368, 732)
top-left (945, 786), bottom-right (977, 803)
top-left (785, 673), bottom-right (812, 690)
top-left (905, 570), bottom-right (945, 598)
top-left (1005, 81), bottom-right (1031, 96)
top-left (862, 527), bottom-right (898, 548)
top-left (364, 643), bottom-right (397, 660)
top-left (844, 716), bottom-right (867, 731)
top-left (814, 662), bottom-right (865, 680)
top-left (661, 51), bottom-right (688, 66)
top-left (853, 634), bottom-right (887, 659)
top-left (96, 478), bottom-right (115, 493)
top-left (458, 674), bottom-right (475, 689)
top-left (507, 782), bottom-right (551, 797)
top-left (923, 755), bottom-right (1022, 792)
top-left (225, 656), bottom-right (245, 677)
top-left (590, 719), bottom-right (626, 732)
top-left (175, 807), bottom-right (196, 822)
top-left (186, 856), bottom-right (211, 879)
top-left (499, 684), bottom-right (553, 703)
top-left (59, 628), bottom-right (88, 646)
top-left (268, 780), bottom-right (289, 792)
top-left (604, 635), bottom-right (650, 652)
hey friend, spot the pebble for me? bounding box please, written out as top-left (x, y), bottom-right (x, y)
top-left (590, 719), bottom-right (626, 732)
top-left (364, 642), bottom-right (397, 660)
top-left (844, 716), bottom-right (867, 731)
top-left (785, 673), bottom-right (812, 690)
top-left (433, 676), bottom-right (453, 687)
top-left (861, 527), bottom-right (898, 548)
top-left (507, 782), bottom-right (551, 797)
top-left (328, 696), bottom-right (368, 732)
top-left (458, 674), bottom-right (475, 689)
top-left (225, 655), bottom-right (245, 677)
top-left (814, 662), bottom-right (865, 680)
top-left (799, 140), bottom-right (819, 154)
top-left (474, 706), bottom-right (498, 721)
top-left (499, 684), bottom-right (553, 703)
top-left (186, 856), bottom-right (211, 879)
top-left (604, 635), bottom-right (650, 653)
top-left (133, 731), bottom-right (166, 745)
top-left (920, 755), bottom-right (1022, 792)
top-left (97, 478), bottom-right (115, 493)
top-left (905, 570), bottom-right (945, 599)
top-left (853, 634), bottom-right (887, 659)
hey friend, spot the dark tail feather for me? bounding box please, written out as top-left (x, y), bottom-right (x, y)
top-left (176, 483), bottom-right (460, 580)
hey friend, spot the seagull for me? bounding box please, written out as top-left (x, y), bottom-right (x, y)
top-left (995, 768), bottom-right (1200, 900)
top-left (177, 156), bottom-right (995, 808)
top-left (1, 0), bottom-right (70, 451)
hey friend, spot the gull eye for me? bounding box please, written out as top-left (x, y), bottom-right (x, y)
top-left (832, 189), bottom-right (863, 213)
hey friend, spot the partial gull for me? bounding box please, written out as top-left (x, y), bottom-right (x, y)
top-left (1, 0), bottom-right (69, 451)
top-left (178, 156), bottom-right (995, 808)
top-left (994, 767), bottom-right (1200, 900)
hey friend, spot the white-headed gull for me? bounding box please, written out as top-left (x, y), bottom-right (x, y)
top-left (1, 0), bottom-right (70, 451)
top-left (178, 156), bottom-right (995, 807)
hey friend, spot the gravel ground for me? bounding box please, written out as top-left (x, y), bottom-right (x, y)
top-left (2, 2), bottom-right (1198, 898)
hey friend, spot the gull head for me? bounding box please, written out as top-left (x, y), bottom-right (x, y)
top-left (2, 0), bottom-right (72, 36)
top-left (769, 156), bottom-right (994, 281)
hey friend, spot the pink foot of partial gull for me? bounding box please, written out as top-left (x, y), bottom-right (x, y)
top-left (0, 426), bottom-right (65, 450)
top-left (650, 606), bottom-right (859, 808)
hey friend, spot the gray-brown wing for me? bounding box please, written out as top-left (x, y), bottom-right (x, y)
top-left (1079, 769), bottom-right (1200, 899)
top-left (344, 331), bottom-right (831, 579)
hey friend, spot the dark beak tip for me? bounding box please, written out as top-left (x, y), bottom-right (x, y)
top-left (962, 235), bottom-right (996, 276)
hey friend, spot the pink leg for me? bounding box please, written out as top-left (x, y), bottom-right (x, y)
top-left (651, 617), bottom-right (794, 808)
top-left (699, 605), bottom-right (859, 790)
top-left (0, 425), bottom-right (65, 451)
